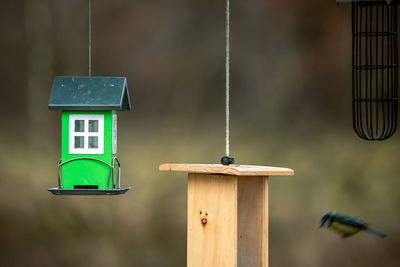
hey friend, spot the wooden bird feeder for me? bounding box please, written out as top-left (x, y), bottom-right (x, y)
top-left (159, 163), bottom-right (294, 267)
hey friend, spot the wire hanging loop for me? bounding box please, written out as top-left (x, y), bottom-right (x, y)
top-left (221, 0), bottom-right (235, 166)
top-left (352, 0), bottom-right (398, 141)
top-left (89, 0), bottom-right (92, 77)
top-left (225, 0), bottom-right (230, 157)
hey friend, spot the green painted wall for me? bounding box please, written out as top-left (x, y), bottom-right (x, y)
top-left (61, 110), bottom-right (116, 189)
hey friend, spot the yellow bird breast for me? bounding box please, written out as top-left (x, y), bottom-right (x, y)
top-left (330, 221), bottom-right (360, 236)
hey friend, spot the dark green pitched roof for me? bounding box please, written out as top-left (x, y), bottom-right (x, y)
top-left (48, 76), bottom-right (131, 111)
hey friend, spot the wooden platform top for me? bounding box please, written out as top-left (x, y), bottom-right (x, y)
top-left (159, 164), bottom-right (294, 176)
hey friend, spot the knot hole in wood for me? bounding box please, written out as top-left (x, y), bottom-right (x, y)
top-left (199, 210), bottom-right (208, 226)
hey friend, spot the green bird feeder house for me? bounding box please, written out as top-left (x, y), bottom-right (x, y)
top-left (48, 76), bottom-right (131, 195)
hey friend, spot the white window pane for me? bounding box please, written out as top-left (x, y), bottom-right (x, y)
top-left (74, 136), bottom-right (84, 148)
top-left (89, 120), bottom-right (98, 132)
top-left (69, 114), bottom-right (104, 155)
top-left (88, 136), bottom-right (98, 149)
top-left (75, 120), bottom-right (84, 132)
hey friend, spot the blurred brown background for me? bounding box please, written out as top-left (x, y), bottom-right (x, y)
top-left (1, 0), bottom-right (400, 266)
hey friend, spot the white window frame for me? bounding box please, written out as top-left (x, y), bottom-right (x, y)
top-left (69, 114), bottom-right (104, 154)
top-left (112, 114), bottom-right (117, 154)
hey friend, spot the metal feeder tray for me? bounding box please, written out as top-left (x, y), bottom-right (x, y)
top-left (48, 157), bottom-right (131, 196)
top-left (48, 187), bottom-right (130, 195)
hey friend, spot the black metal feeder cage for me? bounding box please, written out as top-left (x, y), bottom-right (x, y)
top-left (338, 0), bottom-right (399, 140)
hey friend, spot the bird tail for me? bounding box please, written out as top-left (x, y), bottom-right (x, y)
top-left (366, 228), bottom-right (386, 238)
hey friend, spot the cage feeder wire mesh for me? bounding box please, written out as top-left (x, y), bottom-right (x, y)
top-left (340, 0), bottom-right (399, 140)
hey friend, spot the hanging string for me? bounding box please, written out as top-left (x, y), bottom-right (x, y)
top-left (221, 0), bottom-right (234, 165)
top-left (89, 0), bottom-right (92, 77)
top-left (225, 0), bottom-right (230, 157)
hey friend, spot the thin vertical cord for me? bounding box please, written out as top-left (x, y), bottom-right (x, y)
top-left (225, 0), bottom-right (230, 156)
top-left (89, 0), bottom-right (92, 77)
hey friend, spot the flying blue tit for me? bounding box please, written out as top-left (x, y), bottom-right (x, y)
top-left (320, 211), bottom-right (386, 238)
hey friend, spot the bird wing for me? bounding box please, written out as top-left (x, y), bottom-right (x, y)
top-left (334, 213), bottom-right (369, 230)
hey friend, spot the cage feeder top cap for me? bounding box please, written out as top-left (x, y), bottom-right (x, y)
top-left (48, 76), bottom-right (131, 111)
top-left (336, 0), bottom-right (395, 3)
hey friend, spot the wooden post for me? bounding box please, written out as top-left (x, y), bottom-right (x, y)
top-left (160, 164), bottom-right (293, 267)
